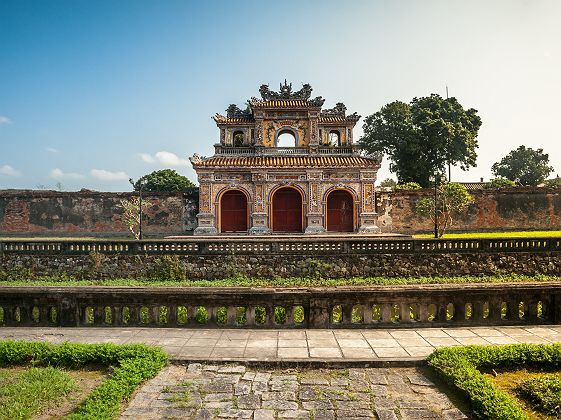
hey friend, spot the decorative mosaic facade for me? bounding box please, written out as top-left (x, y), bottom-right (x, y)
top-left (190, 81), bottom-right (381, 235)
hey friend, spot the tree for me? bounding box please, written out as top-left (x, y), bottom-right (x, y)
top-left (483, 177), bottom-right (516, 189)
top-left (395, 182), bottom-right (422, 190)
top-left (416, 182), bottom-right (474, 237)
top-left (491, 146), bottom-right (553, 186)
top-left (134, 169), bottom-right (195, 192)
top-left (544, 176), bottom-right (561, 188)
top-left (359, 94), bottom-right (482, 187)
top-left (379, 178), bottom-right (397, 188)
top-left (118, 197), bottom-right (150, 240)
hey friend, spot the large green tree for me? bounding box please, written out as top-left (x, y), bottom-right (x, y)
top-left (134, 169), bottom-right (195, 192)
top-left (359, 94), bottom-right (482, 187)
top-left (491, 145), bottom-right (553, 186)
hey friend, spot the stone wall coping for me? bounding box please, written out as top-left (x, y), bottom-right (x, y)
top-left (3, 281), bottom-right (561, 295)
top-left (0, 189), bottom-right (198, 198)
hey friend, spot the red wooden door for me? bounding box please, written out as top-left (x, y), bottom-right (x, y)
top-left (272, 188), bottom-right (302, 233)
top-left (327, 190), bottom-right (354, 232)
top-left (220, 190), bottom-right (248, 232)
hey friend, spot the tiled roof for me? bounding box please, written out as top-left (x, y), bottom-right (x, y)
top-left (458, 182), bottom-right (486, 191)
top-left (192, 155), bottom-right (380, 168)
top-left (213, 114), bottom-right (254, 124)
top-left (250, 99), bottom-right (320, 108)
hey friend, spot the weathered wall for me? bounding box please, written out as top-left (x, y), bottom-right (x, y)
top-left (0, 190), bottom-right (199, 237)
top-left (1, 251), bottom-right (560, 279)
top-left (1, 187), bottom-right (560, 236)
top-left (377, 187), bottom-right (561, 233)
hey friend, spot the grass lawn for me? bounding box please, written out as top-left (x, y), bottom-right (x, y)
top-left (488, 368), bottom-right (560, 419)
top-left (0, 274), bottom-right (560, 288)
top-left (414, 230), bottom-right (561, 239)
top-left (0, 341), bottom-right (167, 419)
top-left (0, 366), bottom-right (104, 420)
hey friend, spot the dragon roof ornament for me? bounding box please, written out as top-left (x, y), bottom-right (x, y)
top-left (258, 80), bottom-right (325, 106)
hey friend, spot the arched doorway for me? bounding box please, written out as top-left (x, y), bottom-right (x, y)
top-left (272, 187), bottom-right (303, 233)
top-left (326, 190), bottom-right (354, 232)
top-left (220, 190), bottom-right (248, 233)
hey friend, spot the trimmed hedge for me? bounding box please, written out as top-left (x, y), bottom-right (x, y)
top-left (0, 340), bottom-right (168, 419)
top-left (518, 374), bottom-right (561, 416)
top-left (427, 344), bottom-right (561, 420)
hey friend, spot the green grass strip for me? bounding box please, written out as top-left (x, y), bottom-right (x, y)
top-left (0, 274), bottom-right (560, 288)
top-left (0, 366), bottom-right (75, 420)
top-left (414, 230), bottom-right (561, 238)
top-left (0, 341), bottom-right (168, 419)
top-left (427, 344), bottom-right (561, 420)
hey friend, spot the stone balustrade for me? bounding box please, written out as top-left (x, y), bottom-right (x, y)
top-left (0, 283), bottom-right (559, 329)
top-left (1, 237), bottom-right (560, 256)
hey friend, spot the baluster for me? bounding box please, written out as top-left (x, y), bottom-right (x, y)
top-left (400, 303), bottom-right (412, 324)
top-left (130, 306), bottom-right (141, 326)
top-left (363, 304), bottom-right (372, 325)
top-left (528, 299), bottom-right (539, 322)
top-left (418, 304), bottom-right (429, 322)
top-left (40, 306), bottom-right (50, 326)
top-left (509, 299), bottom-right (521, 321)
top-left (455, 301), bottom-right (466, 323)
top-left (266, 305), bottom-right (275, 327)
top-left (4, 306), bottom-right (14, 326)
top-left (113, 306), bottom-right (123, 326)
top-left (488, 298), bottom-right (502, 322)
top-left (381, 303), bottom-right (392, 323)
top-left (227, 307), bottom-right (236, 326)
top-left (286, 306), bottom-right (295, 327)
top-left (247, 306), bottom-right (256, 327)
top-left (342, 304), bottom-right (353, 326)
top-left (472, 301), bottom-right (485, 322)
top-left (168, 304), bottom-right (177, 326)
top-left (93, 306), bottom-right (104, 326)
top-left (208, 306), bottom-right (217, 326)
top-left (150, 306), bottom-right (160, 326)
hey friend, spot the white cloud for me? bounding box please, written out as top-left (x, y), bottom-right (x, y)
top-left (0, 116), bottom-right (12, 125)
top-left (50, 168), bottom-right (84, 180)
top-left (91, 169), bottom-right (129, 181)
top-left (46, 147), bottom-right (59, 153)
top-left (140, 151), bottom-right (189, 166)
top-left (0, 165), bottom-right (21, 177)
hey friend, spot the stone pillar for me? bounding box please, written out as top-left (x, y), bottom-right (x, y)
top-left (193, 182), bottom-right (218, 235)
top-left (249, 178), bottom-right (271, 235)
top-left (305, 172), bottom-right (326, 234)
top-left (358, 174), bottom-right (381, 234)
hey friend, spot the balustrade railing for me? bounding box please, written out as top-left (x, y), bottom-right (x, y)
top-left (1, 284), bottom-right (559, 329)
top-left (213, 145), bottom-right (357, 156)
top-left (1, 237), bottom-right (560, 256)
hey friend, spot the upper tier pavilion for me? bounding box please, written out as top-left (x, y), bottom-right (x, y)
top-left (190, 81), bottom-right (381, 235)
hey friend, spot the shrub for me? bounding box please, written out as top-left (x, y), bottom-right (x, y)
top-left (0, 340), bottom-right (167, 419)
top-left (395, 182), bottom-right (422, 190)
top-left (544, 177), bottom-right (561, 188)
top-left (427, 344), bottom-right (561, 420)
top-left (517, 374), bottom-right (561, 416)
top-left (484, 178), bottom-right (516, 189)
top-left (152, 255), bottom-right (187, 281)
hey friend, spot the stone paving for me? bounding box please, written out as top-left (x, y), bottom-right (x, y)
top-left (121, 363), bottom-right (469, 419)
top-left (1, 325), bottom-right (561, 362)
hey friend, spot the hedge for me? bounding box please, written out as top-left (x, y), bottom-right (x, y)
top-left (427, 343), bottom-right (561, 420)
top-left (0, 340), bottom-right (168, 419)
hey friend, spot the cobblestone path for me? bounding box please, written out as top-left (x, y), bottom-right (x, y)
top-left (121, 363), bottom-right (469, 419)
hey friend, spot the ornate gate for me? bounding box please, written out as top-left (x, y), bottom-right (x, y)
top-left (272, 187), bottom-right (303, 233)
top-left (220, 190), bottom-right (248, 233)
top-left (326, 190), bottom-right (354, 232)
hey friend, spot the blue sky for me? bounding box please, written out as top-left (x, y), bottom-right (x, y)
top-left (1, 0), bottom-right (560, 191)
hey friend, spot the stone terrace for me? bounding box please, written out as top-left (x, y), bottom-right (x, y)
top-left (121, 363), bottom-right (468, 420)
top-left (2, 326), bottom-right (561, 362)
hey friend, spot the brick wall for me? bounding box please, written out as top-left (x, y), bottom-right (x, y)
top-left (377, 187), bottom-right (561, 233)
top-left (0, 189), bottom-right (199, 237)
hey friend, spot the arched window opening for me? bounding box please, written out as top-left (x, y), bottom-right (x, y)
top-left (233, 131), bottom-right (245, 147)
top-left (276, 130), bottom-right (296, 147)
top-left (328, 130), bottom-right (340, 146)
